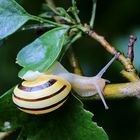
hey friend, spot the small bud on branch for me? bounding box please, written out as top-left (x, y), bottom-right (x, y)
top-left (127, 35), bottom-right (137, 62)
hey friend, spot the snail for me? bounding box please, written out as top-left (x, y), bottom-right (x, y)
top-left (12, 75), bottom-right (71, 114)
top-left (13, 52), bottom-right (119, 114)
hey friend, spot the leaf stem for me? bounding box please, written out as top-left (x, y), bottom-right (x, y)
top-left (20, 23), bottom-right (54, 31)
top-left (30, 15), bottom-right (68, 28)
top-left (71, 0), bottom-right (81, 24)
top-left (89, 0), bottom-right (97, 28)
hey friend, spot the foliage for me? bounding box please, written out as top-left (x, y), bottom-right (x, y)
top-left (1, 0), bottom-right (140, 140)
top-left (0, 0), bottom-right (109, 140)
top-left (0, 0), bottom-right (30, 40)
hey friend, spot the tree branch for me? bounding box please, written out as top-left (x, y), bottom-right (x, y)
top-left (104, 81), bottom-right (140, 98)
top-left (80, 81), bottom-right (140, 100)
top-left (83, 24), bottom-right (139, 82)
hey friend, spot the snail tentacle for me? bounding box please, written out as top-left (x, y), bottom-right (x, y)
top-left (93, 82), bottom-right (109, 109)
top-left (96, 52), bottom-right (120, 77)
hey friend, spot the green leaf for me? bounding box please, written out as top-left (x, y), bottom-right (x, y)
top-left (0, 0), bottom-right (31, 40)
top-left (0, 88), bottom-right (22, 131)
top-left (0, 89), bottom-right (108, 140)
top-left (17, 27), bottom-right (69, 78)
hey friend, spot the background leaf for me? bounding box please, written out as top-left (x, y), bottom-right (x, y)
top-left (0, 89), bottom-right (108, 140)
top-left (17, 27), bottom-right (69, 78)
top-left (0, 0), bottom-right (31, 40)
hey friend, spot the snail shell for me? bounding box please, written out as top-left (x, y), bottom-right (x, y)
top-left (12, 75), bottom-right (71, 115)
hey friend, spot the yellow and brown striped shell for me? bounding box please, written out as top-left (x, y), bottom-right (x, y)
top-left (12, 75), bottom-right (71, 115)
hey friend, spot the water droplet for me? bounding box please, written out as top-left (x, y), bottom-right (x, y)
top-left (4, 121), bottom-right (11, 129)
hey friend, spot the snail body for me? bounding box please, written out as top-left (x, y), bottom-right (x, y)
top-left (45, 53), bottom-right (119, 109)
top-left (13, 75), bottom-right (71, 114)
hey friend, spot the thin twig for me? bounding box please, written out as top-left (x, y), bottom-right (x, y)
top-left (45, 0), bottom-right (56, 8)
top-left (67, 47), bottom-right (82, 75)
top-left (89, 0), bottom-right (97, 28)
top-left (127, 35), bottom-right (137, 62)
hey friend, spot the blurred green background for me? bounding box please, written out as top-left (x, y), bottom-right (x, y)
top-left (1, 0), bottom-right (140, 140)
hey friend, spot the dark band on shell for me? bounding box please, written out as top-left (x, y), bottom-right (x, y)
top-left (13, 85), bottom-right (67, 102)
top-left (16, 94), bottom-right (69, 111)
top-left (18, 79), bottom-right (57, 92)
